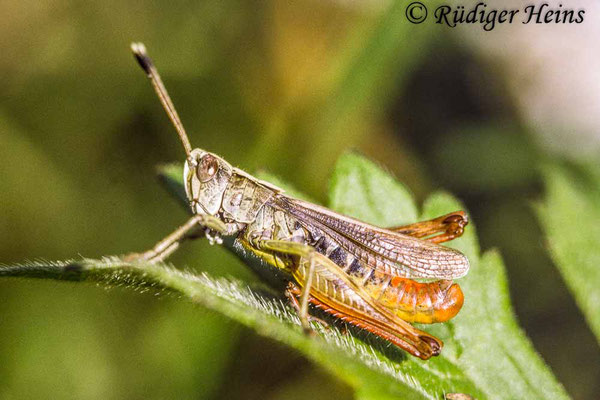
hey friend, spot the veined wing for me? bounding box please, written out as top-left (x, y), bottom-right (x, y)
top-left (272, 196), bottom-right (470, 279)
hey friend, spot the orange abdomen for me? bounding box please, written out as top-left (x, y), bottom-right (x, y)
top-left (379, 277), bottom-right (464, 324)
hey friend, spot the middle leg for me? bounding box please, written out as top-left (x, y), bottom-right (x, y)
top-left (285, 282), bottom-right (330, 329)
top-left (252, 239), bottom-right (319, 332)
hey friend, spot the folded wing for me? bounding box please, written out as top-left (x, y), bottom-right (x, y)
top-left (273, 196), bottom-right (470, 279)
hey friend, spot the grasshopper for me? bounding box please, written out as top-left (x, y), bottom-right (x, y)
top-left (128, 43), bottom-right (470, 360)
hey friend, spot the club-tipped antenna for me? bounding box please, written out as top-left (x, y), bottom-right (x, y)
top-left (130, 42), bottom-right (193, 158)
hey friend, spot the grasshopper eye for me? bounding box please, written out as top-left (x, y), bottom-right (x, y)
top-left (197, 155), bottom-right (219, 182)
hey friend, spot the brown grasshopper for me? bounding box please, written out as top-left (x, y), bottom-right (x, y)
top-left (128, 43), bottom-right (470, 360)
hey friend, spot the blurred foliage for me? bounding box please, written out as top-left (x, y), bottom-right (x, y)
top-left (537, 162), bottom-right (600, 343)
top-left (1, 154), bottom-right (570, 399)
top-left (431, 124), bottom-right (539, 192)
top-left (1, 0), bottom-right (599, 399)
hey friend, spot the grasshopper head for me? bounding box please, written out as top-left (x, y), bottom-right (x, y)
top-left (184, 149), bottom-right (233, 215)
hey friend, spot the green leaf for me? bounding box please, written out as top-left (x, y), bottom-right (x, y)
top-left (328, 153), bottom-right (418, 226)
top-left (536, 163), bottom-right (600, 343)
top-left (1, 154), bottom-right (569, 400)
top-left (329, 153), bottom-right (569, 400)
top-left (0, 258), bottom-right (473, 400)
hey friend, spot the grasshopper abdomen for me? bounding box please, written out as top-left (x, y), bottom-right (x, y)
top-left (376, 277), bottom-right (464, 324)
top-left (303, 229), bottom-right (465, 324)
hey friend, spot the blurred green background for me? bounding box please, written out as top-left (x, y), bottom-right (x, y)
top-left (1, 1), bottom-right (599, 399)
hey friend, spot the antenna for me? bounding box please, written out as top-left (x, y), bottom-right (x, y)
top-left (130, 42), bottom-right (193, 158)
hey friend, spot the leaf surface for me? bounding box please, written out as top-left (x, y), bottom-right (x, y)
top-left (0, 154), bottom-right (570, 399)
top-left (536, 163), bottom-right (600, 343)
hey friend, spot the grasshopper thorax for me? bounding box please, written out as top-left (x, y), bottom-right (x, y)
top-left (184, 149), bottom-right (233, 216)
